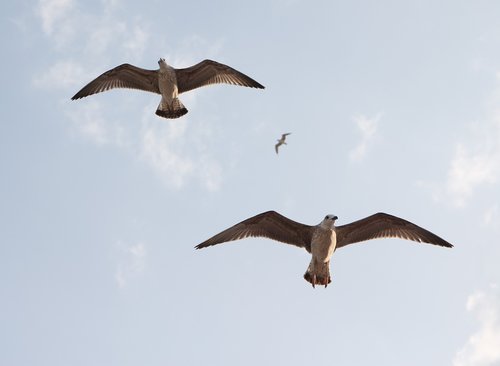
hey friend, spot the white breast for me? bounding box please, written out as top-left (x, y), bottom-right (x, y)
top-left (326, 230), bottom-right (337, 261)
top-left (311, 228), bottom-right (337, 263)
top-left (158, 66), bottom-right (178, 100)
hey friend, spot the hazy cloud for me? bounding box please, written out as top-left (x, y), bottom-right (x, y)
top-left (139, 109), bottom-right (223, 191)
top-left (67, 101), bottom-right (127, 147)
top-left (140, 120), bottom-right (195, 189)
top-left (34, 0), bottom-right (224, 191)
top-left (482, 205), bottom-right (499, 227)
top-left (446, 142), bottom-right (498, 207)
top-left (33, 60), bottom-right (86, 89)
top-left (454, 284), bottom-right (500, 366)
top-left (426, 74), bottom-right (500, 208)
top-left (349, 113), bottom-right (381, 162)
top-left (37, 0), bottom-right (75, 35)
top-left (114, 241), bottom-right (146, 289)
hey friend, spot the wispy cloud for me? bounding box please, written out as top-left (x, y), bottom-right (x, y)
top-left (482, 205), bottom-right (499, 227)
top-left (140, 120), bottom-right (195, 189)
top-left (423, 74), bottom-right (500, 208)
top-left (454, 284), bottom-right (500, 366)
top-left (37, 0), bottom-right (75, 36)
top-left (349, 113), bottom-right (381, 162)
top-left (37, 0), bottom-right (78, 48)
top-left (33, 60), bottom-right (86, 89)
top-left (67, 100), bottom-right (128, 147)
top-left (446, 142), bottom-right (498, 207)
top-left (34, 0), bottom-right (225, 191)
top-left (114, 241), bottom-right (146, 289)
top-left (139, 107), bottom-right (223, 191)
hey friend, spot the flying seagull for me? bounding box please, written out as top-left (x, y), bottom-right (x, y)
top-left (71, 59), bottom-right (265, 119)
top-left (196, 211), bottom-right (453, 288)
top-left (275, 133), bottom-right (291, 154)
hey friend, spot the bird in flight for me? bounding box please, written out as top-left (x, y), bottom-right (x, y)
top-left (196, 211), bottom-right (453, 288)
top-left (275, 133), bottom-right (291, 154)
top-left (72, 59), bottom-right (265, 119)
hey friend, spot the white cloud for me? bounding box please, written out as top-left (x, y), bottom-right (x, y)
top-left (84, 20), bottom-right (127, 57)
top-left (37, 0), bottom-right (78, 47)
top-left (446, 143), bottom-right (498, 207)
top-left (140, 121), bottom-right (195, 189)
top-left (37, 0), bottom-right (74, 35)
top-left (425, 74), bottom-right (500, 208)
top-left (67, 100), bottom-right (128, 147)
top-left (444, 117), bottom-right (500, 208)
top-left (349, 113), bottom-right (381, 162)
top-left (34, 0), bottom-right (224, 191)
top-left (114, 241), bottom-right (146, 289)
top-left (33, 60), bottom-right (86, 89)
top-left (482, 205), bottom-right (499, 227)
top-left (138, 111), bottom-right (223, 191)
top-left (123, 25), bottom-right (150, 62)
top-left (454, 284), bottom-right (500, 366)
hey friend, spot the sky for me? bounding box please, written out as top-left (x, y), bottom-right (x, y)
top-left (1, 0), bottom-right (500, 365)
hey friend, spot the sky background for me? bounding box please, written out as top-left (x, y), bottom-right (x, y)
top-left (1, 0), bottom-right (500, 365)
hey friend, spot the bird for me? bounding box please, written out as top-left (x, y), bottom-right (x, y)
top-left (275, 133), bottom-right (291, 154)
top-left (71, 58), bottom-right (265, 119)
top-left (195, 211), bottom-right (453, 288)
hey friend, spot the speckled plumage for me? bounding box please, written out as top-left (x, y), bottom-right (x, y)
top-left (72, 58), bottom-right (264, 119)
top-left (196, 211), bottom-right (453, 288)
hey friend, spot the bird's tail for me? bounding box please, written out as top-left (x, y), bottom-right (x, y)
top-left (155, 97), bottom-right (188, 119)
top-left (303, 259), bottom-right (331, 288)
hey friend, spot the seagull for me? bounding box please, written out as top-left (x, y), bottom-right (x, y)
top-left (71, 59), bottom-right (265, 119)
top-left (275, 133), bottom-right (291, 154)
top-left (195, 211), bottom-right (453, 288)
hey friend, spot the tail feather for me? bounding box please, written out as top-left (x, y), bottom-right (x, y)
top-left (156, 98), bottom-right (188, 119)
top-left (303, 260), bottom-right (331, 288)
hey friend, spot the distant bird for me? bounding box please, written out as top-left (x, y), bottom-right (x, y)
top-left (196, 211), bottom-right (453, 288)
top-left (275, 133), bottom-right (291, 154)
top-left (72, 58), bottom-right (265, 119)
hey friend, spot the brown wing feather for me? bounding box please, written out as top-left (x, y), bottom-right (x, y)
top-left (175, 59), bottom-right (265, 94)
top-left (195, 211), bottom-right (314, 252)
top-left (336, 212), bottom-right (453, 249)
top-left (71, 64), bottom-right (160, 100)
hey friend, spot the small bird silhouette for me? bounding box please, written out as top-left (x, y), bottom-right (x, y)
top-left (275, 133), bottom-right (291, 154)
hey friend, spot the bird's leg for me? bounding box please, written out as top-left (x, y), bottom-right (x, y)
top-left (312, 274), bottom-right (316, 288)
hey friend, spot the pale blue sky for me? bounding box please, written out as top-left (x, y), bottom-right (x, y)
top-left (1, 1), bottom-right (500, 365)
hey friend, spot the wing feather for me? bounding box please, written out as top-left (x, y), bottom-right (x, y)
top-left (176, 59), bottom-right (265, 94)
top-left (336, 212), bottom-right (453, 249)
top-left (71, 64), bottom-right (160, 99)
top-left (195, 211), bottom-right (314, 252)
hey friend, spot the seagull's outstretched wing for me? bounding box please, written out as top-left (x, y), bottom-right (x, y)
top-left (336, 212), bottom-right (453, 249)
top-left (282, 133), bottom-right (291, 139)
top-left (196, 211), bottom-right (314, 252)
top-left (275, 143), bottom-right (280, 154)
top-left (71, 64), bottom-right (160, 100)
top-left (176, 59), bottom-right (265, 94)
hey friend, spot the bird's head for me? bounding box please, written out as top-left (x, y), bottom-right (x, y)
top-left (321, 214), bottom-right (338, 229)
top-left (158, 58), bottom-right (167, 68)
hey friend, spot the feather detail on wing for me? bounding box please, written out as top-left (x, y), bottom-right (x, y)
top-left (195, 211), bottom-right (314, 252)
top-left (176, 59), bottom-right (265, 94)
top-left (335, 212), bottom-right (453, 249)
top-left (71, 64), bottom-right (160, 99)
